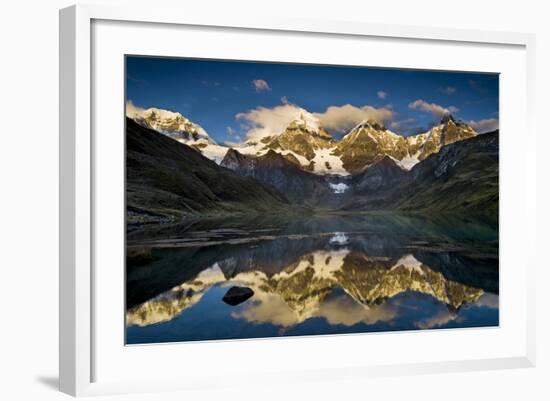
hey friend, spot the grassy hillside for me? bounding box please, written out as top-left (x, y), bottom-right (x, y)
top-left (394, 130), bottom-right (498, 217)
top-left (344, 131), bottom-right (499, 219)
top-left (126, 118), bottom-right (290, 223)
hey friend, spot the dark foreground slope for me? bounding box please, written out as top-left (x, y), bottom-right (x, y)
top-left (126, 118), bottom-right (289, 223)
top-left (346, 131), bottom-right (499, 217)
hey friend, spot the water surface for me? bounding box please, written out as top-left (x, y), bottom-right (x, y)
top-left (126, 214), bottom-right (498, 344)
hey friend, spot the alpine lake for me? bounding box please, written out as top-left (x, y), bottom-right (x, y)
top-left (126, 213), bottom-right (498, 344)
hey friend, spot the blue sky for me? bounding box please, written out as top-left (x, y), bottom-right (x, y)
top-left (126, 56), bottom-right (499, 143)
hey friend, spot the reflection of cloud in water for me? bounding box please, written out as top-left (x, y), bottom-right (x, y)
top-left (315, 292), bottom-right (397, 326)
top-left (127, 250), bottom-right (487, 329)
top-left (232, 292), bottom-right (300, 327)
top-left (414, 292), bottom-right (499, 330)
top-left (232, 287), bottom-right (397, 328)
top-left (415, 309), bottom-right (461, 330)
top-left (232, 249), bottom-right (398, 327)
top-left (474, 292), bottom-right (499, 309)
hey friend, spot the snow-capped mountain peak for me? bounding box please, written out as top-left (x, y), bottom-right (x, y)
top-left (439, 113), bottom-right (457, 125)
top-left (127, 103), bottom-right (480, 176)
top-left (350, 119), bottom-right (388, 133)
top-left (287, 110), bottom-right (321, 131)
top-left (126, 104), bottom-right (215, 144)
top-left (407, 114), bottom-right (477, 162)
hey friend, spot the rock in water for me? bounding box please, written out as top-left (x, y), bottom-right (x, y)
top-left (222, 286), bottom-right (254, 306)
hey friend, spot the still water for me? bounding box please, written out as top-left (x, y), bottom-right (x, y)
top-left (126, 214), bottom-right (498, 344)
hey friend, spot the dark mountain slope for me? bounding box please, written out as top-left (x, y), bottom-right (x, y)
top-left (395, 130), bottom-right (498, 215)
top-left (221, 148), bottom-right (339, 206)
top-left (353, 155), bottom-right (407, 192)
top-left (344, 131), bottom-right (499, 217)
top-left (126, 118), bottom-right (289, 222)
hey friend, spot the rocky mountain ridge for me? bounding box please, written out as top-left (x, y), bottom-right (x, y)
top-left (127, 105), bottom-right (481, 175)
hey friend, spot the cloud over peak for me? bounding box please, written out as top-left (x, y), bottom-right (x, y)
top-left (236, 104), bottom-right (318, 141)
top-left (314, 104), bottom-right (394, 134)
top-left (236, 102), bottom-right (395, 141)
top-left (467, 118), bottom-right (499, 133)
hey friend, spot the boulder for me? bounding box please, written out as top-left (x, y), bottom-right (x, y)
top-left (222, 286), bottom-right (254, 306)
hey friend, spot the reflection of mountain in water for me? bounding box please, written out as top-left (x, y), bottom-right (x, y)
top-left (127, 214), bottom-right (498, 309)
top-left (126, 214), bottom-right (498, 340)
top-left (127, 246), bottom-right (486, 329)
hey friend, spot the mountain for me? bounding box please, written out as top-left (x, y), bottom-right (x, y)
top-left (236, 114), bottom-right (350, 175)
top-left (125, 105), bottom-right (495, 218)
top-left (346, 130), bottom-right (498, 216)
top-left (333, 116), bottom-right (478, 174)
top-left (127, 105), bottom-right (213, 143)
top-left (126, 106), bottom-right (481, 175)
top-left (409, 114), bottom-right (478, 161)
top-left (394, 129), bottom-right (498, 215)
top-left (333, 121), bottom-right (411, 173)
top-left (126, 118), bottom-right (290, 223)
top-left (258, 115), bottom-right (338, 171)
top-left (262, 115), bottom-right (334, 158)
top-left (243, 114), bottom-right (479, 176)
top-left (126, 105), bottom-right (230, 163)
top-left (352, 155), bottom-right (407, 192)
top-left (220, 148), bottom-right (340, 206)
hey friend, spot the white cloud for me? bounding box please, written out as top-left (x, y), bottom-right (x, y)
top-left (415, 310), bottom-right (459, 330)
top-left (252, 79), bottom-right (271, 92)
top-left (236, 102), bottom-right (395, 140)
top-left (236, 104), bottom-right (318, 141)
top-left (377, 90), bottom-right (387, 99)
top-left (438, 86), bottom-right (456, 95)
top-left (313, 104), bottom-right (395, 134)
top-left (467, 118), bottom-right (499, 133)
top-left (408, 99), bottom-right (459, 117)
top-left (280, 96), bottom-right (289, 104)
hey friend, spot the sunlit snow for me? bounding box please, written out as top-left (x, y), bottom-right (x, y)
top-left (312, 148), bottom-right (349, 176)
top-left (393, 153), bottom-right (420, 170)
top-left (199, 144), bottom-right (230, 164)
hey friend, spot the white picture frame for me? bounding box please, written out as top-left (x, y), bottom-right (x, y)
top-left (59, 4), bottom-right (536, 397)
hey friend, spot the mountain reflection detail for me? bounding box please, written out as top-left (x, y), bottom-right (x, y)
top-left (126, 214), bottom-right (498, 344)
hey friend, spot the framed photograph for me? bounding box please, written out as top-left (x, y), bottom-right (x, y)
top-left (59, 4), bottom-right (536, 396)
